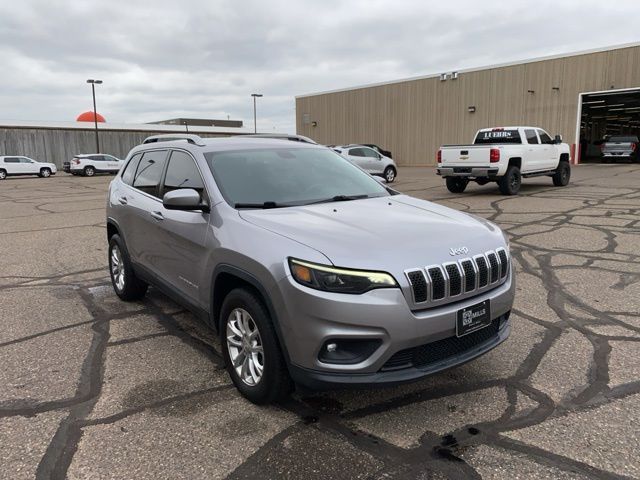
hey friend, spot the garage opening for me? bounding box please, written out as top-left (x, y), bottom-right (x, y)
top-left (579, 88), bottom-right (640, 163)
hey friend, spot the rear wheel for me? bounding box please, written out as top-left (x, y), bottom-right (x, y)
top-left (552, 161), bottom-right (571, 187)
top-left (39, 168), bottom-right (51, 178)
top-left (0, 169), bottom-right (6, 180)
top-left (445, 177), bottom-right (468, 193)
top-left (84, 166), bottom-right (95, 177)
top-left (221, 288), bottom-right (292, 404)
top-left (383, 166), bottom-right (396, 183)
top-left (108, 234), bottom-right (148, 301)
top-left (498, 166), bottom-right (521, 195)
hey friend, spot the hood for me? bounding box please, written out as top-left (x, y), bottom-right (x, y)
top-left (239, 195), bottom-right (506, 274)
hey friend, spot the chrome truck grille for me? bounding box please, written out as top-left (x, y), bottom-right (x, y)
top-left (405, 248), bottom-right (509, 307)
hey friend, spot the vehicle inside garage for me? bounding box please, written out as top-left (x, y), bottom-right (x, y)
top-left (580, 88), bottom-right (640, 162)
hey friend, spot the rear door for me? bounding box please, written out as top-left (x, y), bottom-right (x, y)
top-left (3, 157), bottom-right (23, 174)
top-left (103, 155), bottom-right (123, 172)
top-left (153, 150), bottom-right (211, 305)
top-left (125, 149), bottom-right (170, 274)
top-left (523, 129), bottom-right (545, 171)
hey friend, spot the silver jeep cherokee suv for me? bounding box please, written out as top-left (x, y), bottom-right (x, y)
top-left (106, 134), bottom-right (514, 404)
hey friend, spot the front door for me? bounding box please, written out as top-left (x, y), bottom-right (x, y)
top-left (20, 157), bottom-right (39, 174)
top-left (537, 130), bottom-right (557, 170)
top-left (360, 147), bottom-right (384, 174)
top-left (153, 150), bottom-right (210, 306)
top-left (523, 129), bottom-right (545, 171)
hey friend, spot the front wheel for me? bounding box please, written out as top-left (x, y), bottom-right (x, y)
top-left (552, 161), bottom-right (571, 187)
top-left (498, 166), bottom-right (521, 195)
top-left (445, 177), bottom-right (468, 193)
top-left (84, 166), bottom-right (95, 177)
top-left (383, 166), bottom-right (396, 183)
top-left (39, 168), bottom-right (51, 178)
top-left (221, 288), bottom-right (292, 404)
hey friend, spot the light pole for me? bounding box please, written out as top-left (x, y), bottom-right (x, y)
top-left (251, 93), bottom-right (263, 133)
top-left (86, 79), bottom-right (103, 153)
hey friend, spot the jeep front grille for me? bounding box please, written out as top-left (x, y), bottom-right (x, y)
top-left (405, 248), bottom-right (509, 307)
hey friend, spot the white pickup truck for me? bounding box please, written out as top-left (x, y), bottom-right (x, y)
top-left (437, 126), bottom-right (571, 195)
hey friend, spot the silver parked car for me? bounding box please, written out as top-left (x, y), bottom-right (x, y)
top-left (106, 135), bottom-right (514, 404)
top-left (333, 145), bottom-right (398, 182)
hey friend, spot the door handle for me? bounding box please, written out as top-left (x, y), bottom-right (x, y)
top-left (150, 211), bottom-right (164, 221)
top-left (117, 196), bottom-right (128, 205)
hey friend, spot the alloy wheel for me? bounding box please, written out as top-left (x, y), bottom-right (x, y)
top-left (110, 244), bottom-right (125, 291)
top-left (226, 308), bottom-right (264, 386)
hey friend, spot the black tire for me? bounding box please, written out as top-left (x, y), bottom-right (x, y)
top-left (445, 177), bottom-right (469, 193)
top-left (220, 288), bottom-right (292, 404)
top-left (0, 169), bottom-right (6, 180)
top-left (84, 166), bottom-right (95, 177)
top-left (383, 166), bottom-right (396, 183)
top-left (39, 168), bottom-right (51, 178)
top-left (552, 161), bottom-right (571, 187)
top-left (108, 234), bottom-right (148, 301)
top-left (498, 166), bottom-right (521, 195)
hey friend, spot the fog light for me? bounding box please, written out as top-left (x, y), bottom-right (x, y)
top-left (318, 339), bottom-right (382, 365)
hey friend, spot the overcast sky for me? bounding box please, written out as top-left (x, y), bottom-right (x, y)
top-left (1, 0), bottom-right (639, 133)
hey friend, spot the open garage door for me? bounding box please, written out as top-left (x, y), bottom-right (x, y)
top-left (579, 88), bottom-right (640, 163)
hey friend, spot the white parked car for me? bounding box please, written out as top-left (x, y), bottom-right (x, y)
top-left (332, 145), bottom-right (398, 182)
top-left (0, 156), bottom-right (57, 180)
top-left (66, 154), bottom-right (124, 176)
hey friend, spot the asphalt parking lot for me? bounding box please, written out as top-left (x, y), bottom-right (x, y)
top-left (1, 164), bottom-right (639, 479)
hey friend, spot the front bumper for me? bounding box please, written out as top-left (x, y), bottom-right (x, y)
top-left (437, 167), bottom-right (499, 177)
top-left (277, 267), bottom-right (515, 389)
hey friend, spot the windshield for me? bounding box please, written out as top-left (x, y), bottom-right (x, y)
top-left (205, 147), bottom-right (390, 207)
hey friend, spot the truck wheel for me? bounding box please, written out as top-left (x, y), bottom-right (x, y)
top-left (221, 288), bottom-right (293, 404)
top-left (552, 161), bottom-right (571, 187)
top-left (498, 166), bottom-right (521, 195)
top-left (84, 166), bottom-right (95, 177)
top-left (445, 177), bottom-right (468, 193)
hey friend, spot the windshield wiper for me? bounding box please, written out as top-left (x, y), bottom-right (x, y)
top-left (234, 201), bottom-right (284, 209)
top-left (306, 194), bottom-right (370, 205)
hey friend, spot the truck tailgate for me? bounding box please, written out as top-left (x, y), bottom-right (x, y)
top-left (441, 145), bottom-right (492, 166)
top-left (602, 142), bottom-right (635, 156)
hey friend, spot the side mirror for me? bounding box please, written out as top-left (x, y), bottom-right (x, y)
top-left (163, 188), bottom-right (210, 212)
top-left (554, 134), bottom-right (562, 144)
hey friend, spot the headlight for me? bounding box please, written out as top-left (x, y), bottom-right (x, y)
top-left (288, 258), bottom-right (397, 294)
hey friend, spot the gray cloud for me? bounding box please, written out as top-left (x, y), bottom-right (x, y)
top-left (0, 0), bottom-right (638, 133)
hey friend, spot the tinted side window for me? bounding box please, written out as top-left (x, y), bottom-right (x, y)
top-left (349, 148), bottom-right (365, 157)
top-left (163, 151), bottom-right (206, 201)
top-left (133, 150), bottom-right (168, 198)
top-left (538, 131), bottom-right (553, 144)
top-left (121, 153), bottom-right (143, 185)
top-left (362, 148), bottom-right (379, 158)
top-left (20, 158), bottom-right (33, 163)
top-left (525, 129), bottom-right (539, 144)
top-left (4, 157), bottom-right (20, 163)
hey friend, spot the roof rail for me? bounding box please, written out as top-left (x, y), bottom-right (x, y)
top-left (142, 134), bottom-right (206, 146)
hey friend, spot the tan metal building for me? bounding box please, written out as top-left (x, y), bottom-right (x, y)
top-left (295, 43), bottom-right (640, 166)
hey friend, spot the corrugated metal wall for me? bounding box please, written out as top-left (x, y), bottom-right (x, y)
top-left (0, 127), bottom-right (229, 168)
top-left (296, 45), bottom-right (640, 166)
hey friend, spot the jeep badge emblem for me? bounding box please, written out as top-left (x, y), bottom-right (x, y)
top-left (449, 246), bottom-right (469, 256)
